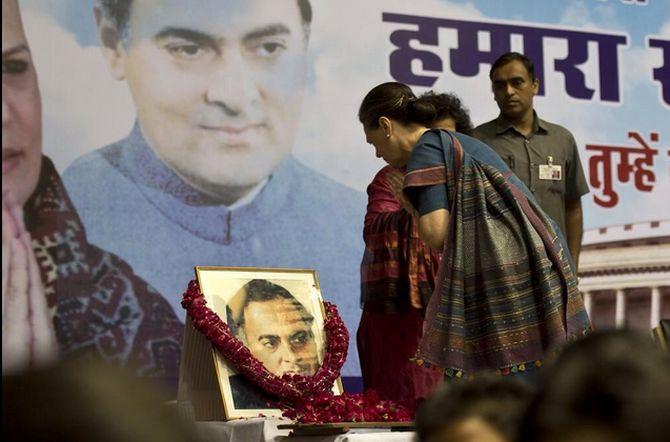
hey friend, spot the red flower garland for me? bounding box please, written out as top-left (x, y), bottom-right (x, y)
top-left (282, 390), bottom-right (412, 423)
top-left (181, 279), bottom-right (411, 423)
top-left (181, 279), bottom-right (347, 401)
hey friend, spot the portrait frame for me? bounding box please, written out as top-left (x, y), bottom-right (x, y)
top-left (189, 266), bottom-right (344, 420)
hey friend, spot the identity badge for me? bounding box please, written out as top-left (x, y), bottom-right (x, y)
top-left (539, 156), bottom-right (562, 181)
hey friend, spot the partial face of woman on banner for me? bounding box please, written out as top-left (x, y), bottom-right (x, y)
top-left (2, 0), bottom-right (43, 207)
top-left (2, 0), bottom-right (59, 376)
top-left (96, 0), bottom-right (309, 197)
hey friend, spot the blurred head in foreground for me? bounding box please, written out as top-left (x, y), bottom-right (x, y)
top-left (415, 373), bottom-right (534, 442)
top-left (3, 360), bottom-right (201, 442)
top-left (519, 329), bottom-right (670, 442)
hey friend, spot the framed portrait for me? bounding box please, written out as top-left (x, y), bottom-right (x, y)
top-left (191, 266), bottom-right (344, 419)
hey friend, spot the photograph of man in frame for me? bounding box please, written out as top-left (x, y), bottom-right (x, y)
top-left (225, 278), bottom-right (323, 409)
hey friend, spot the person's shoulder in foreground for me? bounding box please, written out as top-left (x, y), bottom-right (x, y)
top-left (3, 360), bottom-right (203, 442)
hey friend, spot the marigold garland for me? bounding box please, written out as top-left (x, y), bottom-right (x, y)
top-left (181, 279), bottom-right (411, 423)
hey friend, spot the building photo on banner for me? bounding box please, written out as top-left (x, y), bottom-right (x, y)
top-left (10, 0), bottom-right (669, 397)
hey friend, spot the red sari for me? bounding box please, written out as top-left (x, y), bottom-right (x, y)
top-left (357, 166), bottom-right (442, 404)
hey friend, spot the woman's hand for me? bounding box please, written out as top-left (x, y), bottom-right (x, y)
top-left (2, 197), bottom-right (32, 373)
top-left (2, 193), bottom-right (58, 374)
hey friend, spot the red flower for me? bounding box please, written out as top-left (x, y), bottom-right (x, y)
top-left (182, 279), bottom-right (411, 423)
top-left (282, 391), bottom-right (412, 424)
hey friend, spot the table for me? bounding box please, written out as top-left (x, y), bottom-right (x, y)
top-left (194, 418), bottom-right (415, 442)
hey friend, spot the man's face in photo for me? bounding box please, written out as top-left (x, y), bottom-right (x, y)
top-left (100, 0), bottom-right (308, 200)
top-left (241, 297), bottom-right (319, 377)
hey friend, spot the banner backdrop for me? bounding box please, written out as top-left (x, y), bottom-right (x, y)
top-left (19, 0), bottom-right (670, 377)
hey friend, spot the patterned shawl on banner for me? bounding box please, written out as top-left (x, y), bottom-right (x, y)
top-left (24, 156), bottom-right (183, 388)
top-left (404, 130), bottom-right (591, 375)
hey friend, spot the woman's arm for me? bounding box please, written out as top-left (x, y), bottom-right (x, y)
top-left (404, 130), bottom-right (452, 250)
top-left (418, 208), bottom-right (449, 251)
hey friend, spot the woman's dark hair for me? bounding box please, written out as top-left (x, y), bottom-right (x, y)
top-left (358, 82), bottom-right (437, 129)
top-left (419, 91), bottom-right (474, 135)
top-left (518, 330), bottom-right (670, 442)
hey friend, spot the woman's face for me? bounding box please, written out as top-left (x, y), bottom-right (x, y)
top-left (364, 124), bottom-right (407, 168)
top-left (2, 0), bottom-right (42, 207)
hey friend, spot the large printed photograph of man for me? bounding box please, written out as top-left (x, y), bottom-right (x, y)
top-left (60, 0), bottom-right (365, 376)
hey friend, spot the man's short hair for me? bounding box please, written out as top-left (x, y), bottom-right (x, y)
top-left (518, 330), bottom-right (670, 442)
top-left (98, 0), bottom-right (313, 37)
top-left (415, 374), bottom-right (534, 442)
top-left (227, 279), bottom-right (314, 337)
top-left (489, 51), bottom-right (536, 81)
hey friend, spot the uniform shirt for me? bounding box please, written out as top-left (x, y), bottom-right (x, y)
top-left (473, 113), bottom-right (589, 237)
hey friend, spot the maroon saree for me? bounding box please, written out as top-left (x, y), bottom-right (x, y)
top-left (358, 166), bottom-right (442, 402)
